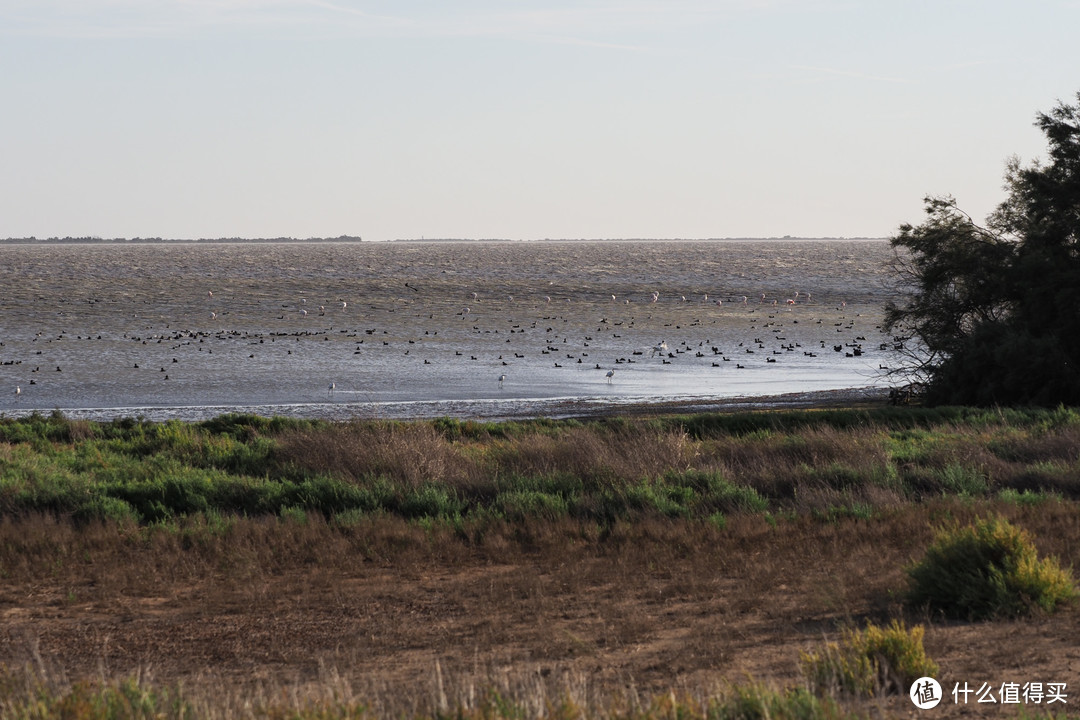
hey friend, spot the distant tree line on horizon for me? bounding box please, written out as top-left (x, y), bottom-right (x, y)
top-left (0, 235), bottom-right (363, 244)
top-left (2, 235), bottom-right (890, 245)
top-left (391, 236), bottom-right (886, 243)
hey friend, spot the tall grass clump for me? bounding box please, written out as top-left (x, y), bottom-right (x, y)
top-left (906, 515), bottom-right (1077, 619)
top-left (709, 683), bottom-right (843, 720)
top-left (800, 620), bottom-right (938, 698)
top-left (0, 675), bottom-right (196, 720)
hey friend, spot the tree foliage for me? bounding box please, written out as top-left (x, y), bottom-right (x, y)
top-left (886, 92), bottom-right (1080, 406)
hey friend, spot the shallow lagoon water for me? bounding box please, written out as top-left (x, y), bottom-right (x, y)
top-left (0, 240), bottom-right (901, 421)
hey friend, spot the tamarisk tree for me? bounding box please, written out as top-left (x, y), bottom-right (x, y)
top-left (886, 92), bottom-right (1080, 406)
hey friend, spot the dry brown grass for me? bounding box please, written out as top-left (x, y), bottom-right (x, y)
top-left (687, 426), bottom-right (895, 508)
top-left (0, 499), bottom-right (1077, 719)
top-left (992, 425), bottom-right (1080, 464)
top-left (2, 500), bottom-right (1077, 691)
top-left (277, 422), bottom-right (480, 488)
top-left (3, 409), bottom-right (1080, 717)
top-left (491, 425), bottom-right (692, 484)
top-left (262, 412), bottom-right (1080, 519)
top-left (275, 422), bottom-right (696, 495)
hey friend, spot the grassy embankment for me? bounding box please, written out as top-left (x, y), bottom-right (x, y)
top-left (3, 405), bottom-right (1078, 527)
top-left (0, 406), bottom-right (1078, 718)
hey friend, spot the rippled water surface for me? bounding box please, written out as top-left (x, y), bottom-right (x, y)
top-left (0, 240), bottom-right (901, 420)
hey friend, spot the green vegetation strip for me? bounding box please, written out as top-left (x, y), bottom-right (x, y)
top-left (0, 406), bottom-right (1077, 527)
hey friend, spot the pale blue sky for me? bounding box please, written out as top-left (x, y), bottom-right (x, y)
top-left (1, 1), bottom-right (1077, 241)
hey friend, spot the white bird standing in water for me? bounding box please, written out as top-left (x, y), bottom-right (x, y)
top-left (14, 386), bottom-right (21, 398)
top-left (499, 374), bottom-right (506, 387)
top-left (605, 369), bottom-right (615, 383)
top-left (328, 382), bottom-right (336, 398)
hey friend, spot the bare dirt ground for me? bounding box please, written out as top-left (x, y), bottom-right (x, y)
top-left (2, 511), bottom-right (1077, 717)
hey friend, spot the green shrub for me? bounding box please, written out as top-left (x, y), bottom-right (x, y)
top-left (667, 470), bottom-right (769, 514)
top-left (707, 511), bottom-right (727, 530)
top-left (496, 490), bottom-right (569, 521)
top-left (72, 496), bottom-right (139, 525)
top-left (906, 515), bottom-right (1077, 619)
top-left (278, 506), bottom-right (310, 525)
top-left (398, 484), bottom-right (463, 519)
top-left (800, 620), bottom-right (938, 697)
top-left (997, 488), bottom-right (1063, 506)
top-left (815, 503), bottom-right (875, 522)
top-left (623, 480), bottom-right (692, 518)
top-left (331, 508), bottom-right (369, 528)
top-left (934, 463), bottom-right (988, 495)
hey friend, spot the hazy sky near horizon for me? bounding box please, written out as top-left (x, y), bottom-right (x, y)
top-left (2, 1), bottom-right (1078, 241)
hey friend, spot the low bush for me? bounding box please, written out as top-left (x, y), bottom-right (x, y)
top-left (906, 515), bottom-right (1077, 619)
top-left (800, 620), bottom-right (938, 697)
top-left (664, 470), bottom-right (770, 514)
